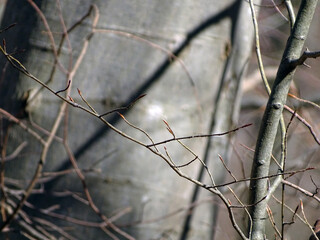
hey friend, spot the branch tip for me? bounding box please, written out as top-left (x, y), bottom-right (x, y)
top-left (55, 80), bottom-right (71, 94)
top-left (68, 96), bottom-right (74, 102)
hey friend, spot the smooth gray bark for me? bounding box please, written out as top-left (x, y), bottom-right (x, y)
top-left (249, 1), bottom-right (319, 239)
top-left (182, 1), bottom-right (257, 239)
top-left (0, 0), bottom-right (254, 239)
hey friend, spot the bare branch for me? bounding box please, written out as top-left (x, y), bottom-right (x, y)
top-left (290, 49), bottom-right (320, 67)
top-left (282, 180), bottom-right (320, 203)
top-left (218, 154), bottom-right (237, 182)
top-left (0, 141), bottom-right (27, 162)
top-left (284, 105), bottom-right (320, 145)
top-left (146, 123), bottom-right (252, 147)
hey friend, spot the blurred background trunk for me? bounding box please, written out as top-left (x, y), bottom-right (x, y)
top-left (0, 0), bottom-right (255, 239)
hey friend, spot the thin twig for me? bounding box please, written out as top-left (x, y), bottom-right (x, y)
top-left (27, 0), bottom-right (67, 74)
top-left (55, 79), bottom-right (71, 94)
top-left (33, 217), bottom-right (76, 240)
top-left (281, 109), bottom-right (296, 239)
top-left (173, 156), bottom-right (198, 168)
top-left (300, 200), bottom-right (319, 240)
top-left (273, 195), bottom-right (306, 225)
top-left (227, 186), bottom-right (252, 238)
top-left (284, 105), bottom-right (320, 145)
top-left (77, 88), bottom-right (98, 114)
top-left (146, 123), bottom-right (252, 147)
top-left (285, 0), bottom-right (296, 29)
top-left (219, 154), bottom-right (237, 182)
top-left (57, 4), bottom-right (134, 239)
top-left (0, 97), bottom-right (66, 231)
top-left (267, 205), bottom-right (282, 238)
top-left (282, 180), bottom-right (320, 203)
top-left (56, 0), bottom-right (73, 74)
top-left (310, 176), bottom-right (319, 196)
top-left (63, 144), bottom-right (134, 240)
top-left (0, 108), bottom-right (45, 145)
top-left (271, 0), bottom-right (289, 22)
top-left (117, 112), bottom-right (158, 152)
top-left (210, 167), bottom-right (313, 189)
top-left (288, 93), bottom-right (320, 111)
top-left (0, 23), bottom-right (17, 34)
top-left (0, 141), bottom-right (27, 162)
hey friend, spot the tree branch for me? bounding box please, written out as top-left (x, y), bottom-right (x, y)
top-left (248, 1), bottom-right (319, 239)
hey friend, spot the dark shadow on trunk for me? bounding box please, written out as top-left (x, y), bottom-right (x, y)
top-left (44, 0), bottom-right (238, 192)
top-left (0, 0), bottom-right (43, 126)
top-left (179, 1), bottom-right (242, 239)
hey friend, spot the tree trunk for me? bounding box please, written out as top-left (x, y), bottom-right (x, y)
top-left (0, 0), bottom-right (254, 239)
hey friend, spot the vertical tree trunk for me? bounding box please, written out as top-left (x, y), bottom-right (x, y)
top-left (248, 1), bottom-right (319, 239)
top-left (180, 1), bottom-right (257, 239)
top-left (0, 0), bottom-right (255, 239)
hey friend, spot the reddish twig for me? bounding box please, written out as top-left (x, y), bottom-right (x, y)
top-left (288, 93), bottom-right (320, 111)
